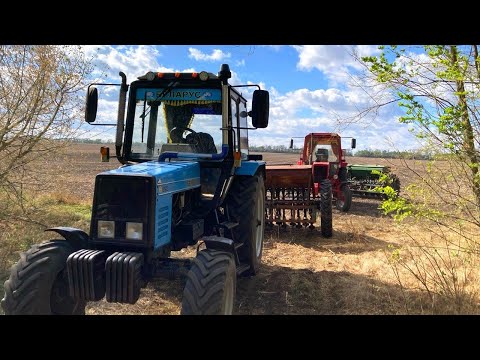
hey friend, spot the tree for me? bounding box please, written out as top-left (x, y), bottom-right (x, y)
top-left (358, 45), bottom-right (479, 222)
top-left (0, 46), bottom-right (93, 215)
top-left (355, 46), bottom-right (480, 311)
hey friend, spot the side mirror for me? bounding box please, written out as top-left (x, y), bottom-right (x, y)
top-left (85, 86), bottom-right (98, 123)
top-left (250, 90), bottom-right (269, 128)
top-left (290, 139), bottom-right (294, 149)
top-left (351, 138), bottom-right (356, 149)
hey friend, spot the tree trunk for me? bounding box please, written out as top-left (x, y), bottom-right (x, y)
top-left (449, 46), bottom-right (480, 209)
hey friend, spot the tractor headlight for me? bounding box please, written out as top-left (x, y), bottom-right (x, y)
top-left (98, 220), bottom-right (115, 238)
top-left (126, 222), bottom-right (143, 240)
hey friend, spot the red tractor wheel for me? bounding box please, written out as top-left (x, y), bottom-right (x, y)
top-left (335, 185), bottom-right (352, 212)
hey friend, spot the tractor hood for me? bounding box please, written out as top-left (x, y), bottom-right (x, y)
top-left (99, 161), bottom-right (201, 194)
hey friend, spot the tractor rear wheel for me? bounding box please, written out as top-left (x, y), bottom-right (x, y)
top-left (181, 249), bottom-right (236, 315)
top-left (320, 179), bottom-right (333, 238)
top-left (335, 185), bottom-right (352, 212)
top-left (1, 240), bottom-right (86, 315)
top-left (225, 174), bottom-right (265, 276)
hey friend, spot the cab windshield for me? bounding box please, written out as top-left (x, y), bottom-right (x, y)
top-left (130, 87), bottom-right (223, 160)
top-left (313, 144), bottom-right (338, 163)
top-left (304, 138), bottom-right (341, 164)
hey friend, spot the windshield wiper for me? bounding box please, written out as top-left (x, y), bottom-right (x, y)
top-left (139, 81), bottom-right (179, 121)
top-left (139, 81), bottom-right (179, 143)
top-left (140, 92), bottom-right (147, 142)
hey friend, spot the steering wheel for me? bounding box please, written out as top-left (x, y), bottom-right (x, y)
top-left (169, 126), bottom-right (197, 143)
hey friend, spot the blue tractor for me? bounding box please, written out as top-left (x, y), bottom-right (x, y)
top-left (1, 64), bottom-right (269, 315)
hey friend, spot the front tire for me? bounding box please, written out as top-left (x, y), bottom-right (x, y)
top-left (181, 250), bottom-right (236, 315)
top-left (320, 179), bottom-right (333, 238)
top-left (1, 240), bottom-right (86, 315)
top-left (225, 174), bottom-right (265, 275)
top-left (335, 185), bottom-right (352, 212)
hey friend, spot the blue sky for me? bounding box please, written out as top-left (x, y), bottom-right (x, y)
top-left (81, 45), bottom-right (422, 151)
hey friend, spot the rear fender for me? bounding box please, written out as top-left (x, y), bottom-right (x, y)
top-left (234, 161), bottom-right (265, 177)
top-left (45, 227), bottom-right (89, 250)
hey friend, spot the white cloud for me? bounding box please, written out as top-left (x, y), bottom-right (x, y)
top-left (236, 59), bottom-right (246, 67)
top-left (188, 48), bottom-right (231, 62)
top-left (269, 86), bottom-right (375, 121)
top-left (245, 77), bottom-right (419, 151)
top-left (82, 45), bottom-right (167, 80)
top-left (293, 45), bottom-right (380, 85)
top-left (229, 70), bottom-right (242, 86)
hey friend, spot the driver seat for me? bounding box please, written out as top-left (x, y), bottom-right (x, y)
top-left (185, 132), bottom-right (217, 154)
top-left (315, 149), bottom-right (329, 162)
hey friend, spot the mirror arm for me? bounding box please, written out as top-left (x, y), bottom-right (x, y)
top-left (231, 84), bottom-right (261, 90)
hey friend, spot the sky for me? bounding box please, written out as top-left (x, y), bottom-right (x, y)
top-left (80, 45), bottom-right (422, 152)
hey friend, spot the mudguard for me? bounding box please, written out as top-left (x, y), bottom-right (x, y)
top-left (45, 227), bottom-right (89, 250)
top-left (234, 161), bottom-right (265, 177)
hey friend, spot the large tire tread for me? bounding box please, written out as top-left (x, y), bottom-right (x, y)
top-left (320, 179), bottom-right (333, 238)
top-left (181, 250), bottom-right (236, 315)
top-left (336, 185), bottom-right (352, 212)
top-left (225, 175), bottom-right (264, 275)
top-left (1, 240), bottom-right (86, 315)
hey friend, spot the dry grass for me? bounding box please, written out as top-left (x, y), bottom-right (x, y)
top-left (383, 221), bottom-right (480, 314)
top-left (1, 144), bottom-right (479, 315)
top-left (0, 190), bottom-right (93, 315)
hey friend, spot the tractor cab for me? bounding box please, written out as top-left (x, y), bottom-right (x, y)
top-left (300, 133), bottom-right (344, 183)
top-left (86, 66), bottom-right (268, 164)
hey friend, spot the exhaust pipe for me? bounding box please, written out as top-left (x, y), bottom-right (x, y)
top-left (116, 72), bottom-right (128, 164)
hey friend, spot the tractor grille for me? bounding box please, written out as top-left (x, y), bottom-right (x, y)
top-left (91, 175), bottom-right (153, 244)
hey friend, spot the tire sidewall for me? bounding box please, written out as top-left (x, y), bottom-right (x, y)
top-left (220, 255), bottom-right (237, 314)
top-left (250, 175), bottom-right (265, 272)
top-left (336, 185), bottom-right (352, 212)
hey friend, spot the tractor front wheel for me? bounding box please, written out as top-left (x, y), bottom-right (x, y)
top-left (181, 249), bottom-right (236, 315)
top-left (335, 185), bottom-right (352, 212)
top-left (320, 179), bottom-right (333, 238)
top-left (1, 240), bottom-right (86, 315)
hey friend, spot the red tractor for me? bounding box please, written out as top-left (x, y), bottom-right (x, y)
top-left (294, 133), bottom-right (355, 212)
top-left (265, 133), bottom-right (355, 237)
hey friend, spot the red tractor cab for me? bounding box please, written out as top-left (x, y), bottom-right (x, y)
top-left (294, 133), bottom-right (355, 212)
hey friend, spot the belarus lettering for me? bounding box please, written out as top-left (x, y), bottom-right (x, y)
top-left (137, 88), bottom-right (220, 102)
top-left (158, 90), bottom-right (203, 99)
